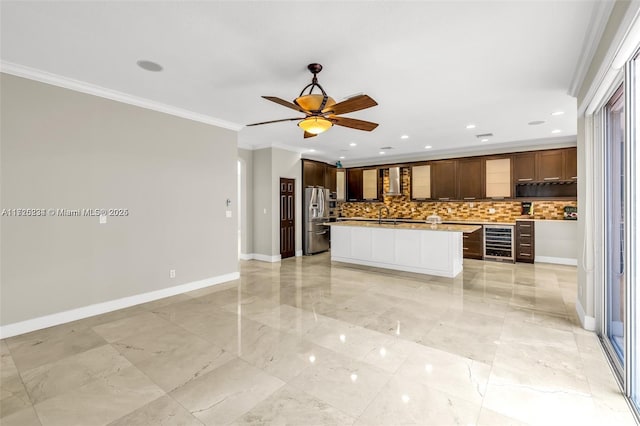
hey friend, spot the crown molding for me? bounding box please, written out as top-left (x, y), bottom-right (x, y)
top-left (569, 1), bottom-right (615, 97)
top-left (578, 1), bottom-right (640, 115)
top-left (0, 61), bottom-right (243, 131)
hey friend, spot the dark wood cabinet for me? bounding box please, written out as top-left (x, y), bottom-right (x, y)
top-left (457, 158), bottom-right (484, 200)
top-left (346, 169), bottom-right (363, 201)
top-left (565, 147), bottom-right (577, 180)
top-left (463, 227), bottom-right (483, 260)
top-left (325, 166), bottom-right (337, 192)
top-left (513, 153), bottom-right (536, 183)
top-left (431, 160), bottom-right (457, 200)
top-left (536, 150), bottom-right (564, 181)
top-left (302, 160), bottom-right (325, 188)
top-left (515, 220), bottom-right (535, 263)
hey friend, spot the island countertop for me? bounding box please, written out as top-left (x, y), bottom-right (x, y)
top-left (326, 220), bottom-right (481, 233)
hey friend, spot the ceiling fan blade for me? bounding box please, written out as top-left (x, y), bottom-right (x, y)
top-left (322, 94), bottom-right (377, 115)
top-left (262, 96), bottom-right (309, 114)
top-left (303, 131), bottom-right (317, 138)
top-left (246, 118), bottom-right (302, 126)
top-left (331, 116), bottom-right (379, 132)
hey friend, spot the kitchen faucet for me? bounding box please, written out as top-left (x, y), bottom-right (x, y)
top-left (378, 206), bottom-right (390, 224)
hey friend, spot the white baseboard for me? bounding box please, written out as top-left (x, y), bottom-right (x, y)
top-left (0, 272), bottom-right (240, 339)
top-left (535, 256), bottom-right (578, 266)
top-left (239, 253), bottom-right (282, 263)
top-left (576, 298), bottom-right (597, 331)
top-left (296, 250), bottom-right (303, 257)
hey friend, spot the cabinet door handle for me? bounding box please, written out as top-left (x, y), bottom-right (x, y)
top-left (463, 197), bottom-right (475, 200)
top-left (439, 197), bottom-right (450, 200)
top-left (571, 176), bottom-right (577, 179)
top-left (543, 177), bottom-right (560, 180)
top-left (463, 235), bottom-right (469, 239)
top-left (463, 247), bottom-right (469, 250)
top-left (519, 253), bottom-right (531, 257)
top-left (518, 178), bottom-right (533, 182)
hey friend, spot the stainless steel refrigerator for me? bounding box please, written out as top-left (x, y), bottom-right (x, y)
top-left (304, 187), bottom-right (330, 254)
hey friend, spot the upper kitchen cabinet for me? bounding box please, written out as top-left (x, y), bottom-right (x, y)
top-left (346, 168), bottom-right (363, 201)
top-left (565, 147), bottom-right (577, 180)
top-left (362, 168), bottom-right (379, 200)
top-left (325, 166), bottom-right (337, 192)
top-left (411, 164), bottom-right (431, 200)
top-left (485, 157), bottom-right (512, 199)
top-left (302, 159), bottom-right (326, 187)
top-left (431, 160), bottom-right (457, 200)
top-left (513, 152), bottom-right (536, 183)
top-left (514, 148), bottom-right (577, 199)
top-left (536, 149), bottom-right (564, 181)
top-left (457, 158), bottom-right (484, 200)
top-left (336, 169), bottom-right (346, 201)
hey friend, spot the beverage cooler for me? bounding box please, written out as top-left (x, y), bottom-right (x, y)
top-left (483, 225), bottom-right (515, 262)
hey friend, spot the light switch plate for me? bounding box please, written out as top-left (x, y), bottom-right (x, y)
top-left (226, 211), bottom-right (232, 218)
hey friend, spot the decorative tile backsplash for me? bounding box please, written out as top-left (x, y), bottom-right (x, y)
top-left (338, 169), bottom-right (577, 222)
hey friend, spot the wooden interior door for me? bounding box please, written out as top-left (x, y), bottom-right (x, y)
top-left (280, 178), bottom-right (295, 259)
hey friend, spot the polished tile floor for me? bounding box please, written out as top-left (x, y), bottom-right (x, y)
top-left (1, 254), bottom-right (636, 425)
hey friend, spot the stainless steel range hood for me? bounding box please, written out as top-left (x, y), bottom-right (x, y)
top-left (385, 167), bottom-right (402, 196)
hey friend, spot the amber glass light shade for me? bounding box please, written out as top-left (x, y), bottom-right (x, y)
top-left (298, 117), bottom-right (333, 134)
top-left (295, 94), bottom-right (336, 112)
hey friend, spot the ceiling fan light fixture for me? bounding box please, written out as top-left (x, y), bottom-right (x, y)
top-left (295, 94), bottom-right (336, 112)
top-left (298, 117), bottom-right (333, 135)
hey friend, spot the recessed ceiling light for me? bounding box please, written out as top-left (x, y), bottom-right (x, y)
top-left (551, 129), bottom-right (562, 134)
top-left (349, 142), bottom-right (357, 147)
top-left (466, 124), bottom-right (476, 129)
top-left (379, 151), bottom-right (385, 155)
top-left (401, 135), bottom-right (409, 139)
top-left (339, 156), bottom-right (345, 159)
top-left (481, 138), bottom-right (489, 142)
top-left (551, 111), bottom-right (564, 116)
top-left (136, 60), bottom-right (163, 72)
top-left (424, 145), bottom-right (432, 149)
top-left (309, 149), bottom-right (316, 152)
top-left (528, 120), bottom-right (545, 125)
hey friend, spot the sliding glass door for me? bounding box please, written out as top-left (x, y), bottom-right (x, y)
top-left (604, 85), bottom-right (625, 370)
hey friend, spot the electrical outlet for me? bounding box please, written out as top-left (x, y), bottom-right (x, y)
top-left (469, 202), bottom-right (474, 208)
top-left (488, 208), bottom-right (496, 214)
top-left (169, 269), bottom-right (176, 278)
top-left (226, 210), bottom-right (232, 218)
top-left (447, 208), bottom-right (452, 213)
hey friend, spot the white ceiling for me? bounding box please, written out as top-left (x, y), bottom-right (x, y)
top-left (1, 1), bottom-right (605, 165)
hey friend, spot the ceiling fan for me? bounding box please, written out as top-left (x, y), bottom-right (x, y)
top-left (246, 63), bottom-right (379, 138)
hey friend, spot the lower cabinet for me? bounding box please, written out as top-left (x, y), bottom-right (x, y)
top-left (463, 227), bottom-right (483, 259)
top-left (515, 220), bottom-right (535, 263)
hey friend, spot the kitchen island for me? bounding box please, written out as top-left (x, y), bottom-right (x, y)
top-left (327, 221), bottom-right (481, 277)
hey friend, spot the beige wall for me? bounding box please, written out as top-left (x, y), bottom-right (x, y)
top-left (249, 147), bottom-right (302, 258)
top-left (0, 73), bottom-right (238, 326)
top-left (271, 148), bottom-right (302, 256)
top-left (252, 148), bottom-right (273, 256)
top-left (238, 148), bottom-right (253, 256)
